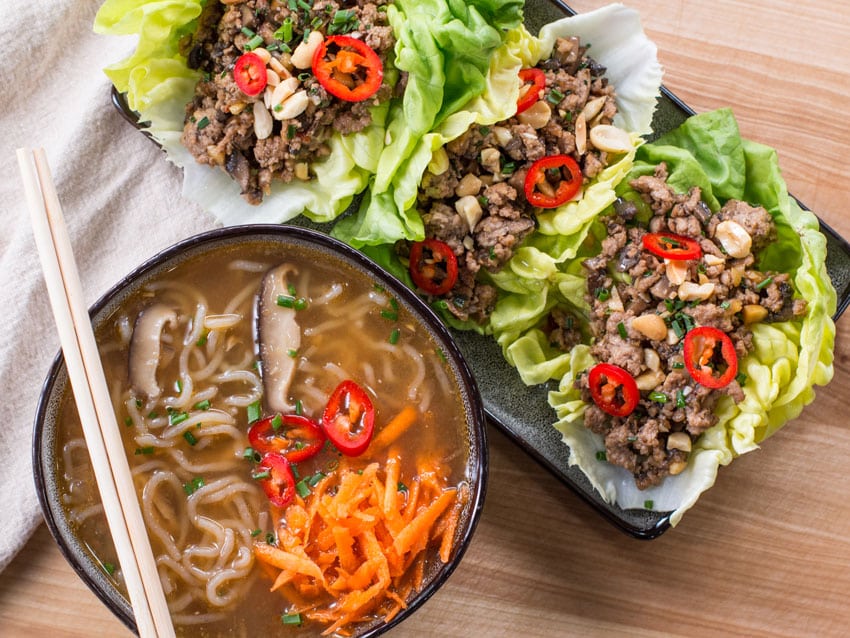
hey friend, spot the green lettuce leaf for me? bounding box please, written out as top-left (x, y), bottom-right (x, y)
top-left (532, 108), bottom-right (836, 524)
top-left (94, 0), bottom-right (522, 225)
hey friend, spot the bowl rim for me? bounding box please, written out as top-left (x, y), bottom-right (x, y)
top-left (32, 223), bottom-right (489, 637)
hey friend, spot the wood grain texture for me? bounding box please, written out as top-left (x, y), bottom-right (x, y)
top-left (3, 1), bottom-right (849, 636)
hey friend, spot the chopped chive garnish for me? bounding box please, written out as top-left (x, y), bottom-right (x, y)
top-left (275, 18), bottom-right (293, 42)
top-left (174, 379), bottom-right (183, 393)
top-left (147, 411), bottom-right (158, 419)
top-left (271, 414), bottom-right (283, 431)
top-left (241, 27), bottom-right (256, 38)
top-left (287, 282), bottom-right (297, 296)
top-left (286, 124), bottom-right (297, 138)
top-left (252, 470), bottom-right (271, 480)
top-left (644, 500), bottom-right (654, 510)
top-left (671, 318), bottom-right (685, 339)
top-left (381, 309), bottom-right (398, 321)
top-left (135, 399), bottom-right (143, 408)
top-left (617, 321), bottom-right (628, 340)
top-left (736, 372), bottom-right (748, 386)
top-left (124, 417), bottom-right (133, 427)
top-left (546, 88), bottom-right (565, 104)
top-left (196, 329), bottom-right (209, 346)
top-left (595, 287), bottom-right (611, 301)
top-left (720, 301), bottom-right (731, 310)
top-left (389, 328), bottom-right (400, 345)
top-left (291, 463), bottom-right (301, 480)
top-left (389, 297), bottom-right (399, 311)
top-left (135, 446), bottom-right (155, 455)
top-left (295, 399), bottom-right (303, 415)
top-left (435, 347), bottom-right (447, 362)
top-left (281, 613), bottom-right (302, 626)
top-left (595, 450), bottom-right (607, 461)
top-left (243, 447), bottom-right (256, 460)
top-left (397, 482), bottom-right (408, 493)
top-left (266, 532), bottom-right (277, 545)
top-left (308, 472), bottom-right (326, 487)
top-left (756, 276), bottom-right (774, 290)
top-left (294, 297), bottom-right (308, 310)
top-left (247, 401), bottom-right (261, 424)
top-left (102, 562), bottom-right (115, 575)
top-left (183, 431), bottom-right (198, 446)
top-left (489, 246), bottom-right (497, 260)
top-left (273, 104), bottom-right (284, 112)
top-left (196, 116), bottom-right (210, 130)
top-left (194, 399), bottom-right (211, 411)
top-left (297, 0), bottom-right (311, 11)
top-left (277, 294), bottom-right (295, 307)
top-left (649, 390), bottom-right (668, 404)
top-left (501, 161), bottom-right (516, 175)
top-left (251, 528), bottom-right (262, 537)
top-left (182, 477), bottom-right (205, 495)
top-left (672, 361), bottom-right (685, 369)
top-left (287, 348), bottom-right (298, 358)
top-left (676, 390), bottom-right (686, 409)
top-left (477, 195), bottom-right (489, 207)
top-left (169, 411), bottom-right (189, 426)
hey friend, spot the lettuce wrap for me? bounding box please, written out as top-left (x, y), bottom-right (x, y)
top-left (494, 108), bottom-right (836, 524)
top-left (332, 4), bottom-right (662, 337)
top-left (93, 0), bottom-right (522, 225)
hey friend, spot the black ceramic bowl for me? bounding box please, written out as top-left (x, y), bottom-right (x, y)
top-left (33, 225), bottom-right (488, 636)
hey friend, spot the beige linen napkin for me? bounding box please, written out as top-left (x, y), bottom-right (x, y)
top-left (0, 0), bottom-right (214, 571)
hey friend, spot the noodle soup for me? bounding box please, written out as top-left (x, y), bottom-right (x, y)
top-left (38, 228), bottom-right (485, 637)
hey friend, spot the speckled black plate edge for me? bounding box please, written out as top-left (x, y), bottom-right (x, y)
top-left (106, 0), bottom-right (850, 540)
top-left (33, 225), bottom-right (490, 636)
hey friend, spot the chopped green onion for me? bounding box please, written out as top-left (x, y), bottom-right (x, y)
top-left (546, 88), bottom-right (565, 104)
top-left (286, 124), bottom-right (297, 139)
top-left (294, 297), bottom-right (308, 310)
top-left (135, 446), bottom-right (155, 455)
top-left (388, 328), bottom-right (400, 345)
top-left (671, 361), bottom-right (685, 369)
top-left (174, 379), bottom-right (183, 393)
top-left (281, 612), bottom-right (303, 626)
top-left (271, 414), bottom-right (283, 431)
top-left (183, 431), bottom-right (198, 446)
top-left (595, 287), bottom-right (611, 301)
top-left (756, 276), bottom-right (774, 290)
top-left (266, 532), bottom-right (277, 545)
top-left (308, 472), bottom-right (326, 487)
top-left (102, 562), bottom-right (115, 575)
top-left (617, 321), bottom-right (628, 340)
top-left (287, 348), bottom-right (298, 358)
top-left (147, 411), bottom-right (158, 419)
top-left (276, 294), bottom-right (295, 308)
top-left (245, 34), bottom-right (264, 50)
top-left (247, 401), bottom-right (261, 424)
top-left (644, 499), bottom-right (654, 510)
top-left (720, 301), bottom-right (731, 310)
top-left (182, 477), bottom-right (205, 495)
top-left (194, 399), bottom-right (211, 411)
top-left (295, 479), bottom-right (311, 497)
top-left (595, 450), bottom-right (607, 461)
top-left (241, 27), bottom-right (256, 38)
top-left (397, 482), bottom-right (408, 493)
top-left (297, 72), bottom-right (311, 82)
top-left (135, 399), bottom-right (143, 408)
top-left (671, 318), bottom-right (685, 339)
top-left (435, 347), bottom-right (447, 362)
top-left (649, 390), bottom-right (668, 404)
top-left (252, 470), bottom-right (271, 481)
top-left (736, 372), bottom-right (748, 386)
top-left (196, 116), bottom-right (210, 130)
top-left (196, 329), bottom-right (209, 346)
top-left (168, 411), bottom-right (189, 426)
top-left (381, 309), bottom-right (398, 321)
top-left (295, 399), bottom-right (303, 416)
top-left (250, 528), bottom-right (262, 537)
top-left (275, 18), bottom-right (293, 42)
top-left (675, 390), bottom-right (686, 409)
top-left (124, 417), bottom-right (133, 427)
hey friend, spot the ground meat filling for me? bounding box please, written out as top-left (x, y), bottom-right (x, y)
top-left (406, 37), bottom-right (619, 323)
top-left (573, 163), bottom-right (807, 489)
top-left (179, 0), bottom-right (395, 204)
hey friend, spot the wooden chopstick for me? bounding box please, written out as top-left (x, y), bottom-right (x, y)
top-left (17, 148), bottom-right (175, 638)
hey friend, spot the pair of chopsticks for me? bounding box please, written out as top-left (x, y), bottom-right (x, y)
top-left (17, 148), bottom-right (175, 638)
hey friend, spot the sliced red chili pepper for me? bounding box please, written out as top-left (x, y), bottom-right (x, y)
top-left (524, 154), bottom-right (582, 208)
top-left (642, 232), bottom-right (702, 261)
top-left (255, 452), bottom-right (296, 508)
top-left (409, 238), bottom-right (459, 296)
top-left (588, 363), bottom-right (640, 418)
top-left (233, 52), bottom-right (268, 96)
top-left (248, 413), bottom-right (326, 464)
top-left (312, 35), bottom-right (383, 102)
top-left (516, 67), bottom-right (545, 115)
top-left (683, 326), bottom-right (738, 389)
top-left (321, 380), bottom-right (375, 456)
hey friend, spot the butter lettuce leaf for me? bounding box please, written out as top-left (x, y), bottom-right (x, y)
top-left (538, 108), bottom-right (836, 524)
top-left (94, 0), bottom-right (522, 225)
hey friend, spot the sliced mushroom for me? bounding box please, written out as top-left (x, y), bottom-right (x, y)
top-left (128, 304), bottom-right (177, 399)
top-left (257, 264), bottom-right (301, 414)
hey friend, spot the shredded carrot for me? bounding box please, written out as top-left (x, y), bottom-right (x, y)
top-left (253, 448), bottom-right (461, 635)
top-left (369, 406), bottom-right (417, 451)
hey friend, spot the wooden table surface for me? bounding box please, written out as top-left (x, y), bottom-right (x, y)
top-left (2, 1), bottom-right (849, 636)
